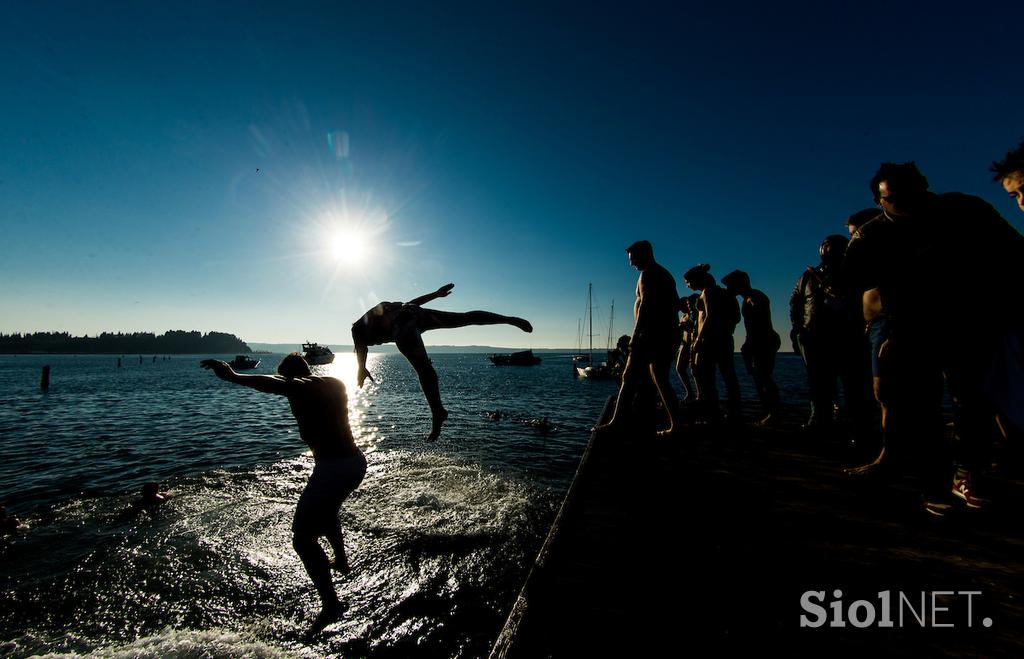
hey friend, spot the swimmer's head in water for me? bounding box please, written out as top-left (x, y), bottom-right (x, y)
top-left (278, 353), bottom-right (312, 379)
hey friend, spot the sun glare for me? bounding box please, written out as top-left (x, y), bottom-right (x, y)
top-left (329, 226), bottom-right (372, 268)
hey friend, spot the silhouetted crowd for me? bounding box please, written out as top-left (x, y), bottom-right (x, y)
top-left (605, 142), bottom-right (1024, 517)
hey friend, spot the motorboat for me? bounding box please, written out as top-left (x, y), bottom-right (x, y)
top-left (229, 355), bottom-right (260, 370)
top-left (302, 342), bottom-right (335, 365)
top-left (489, 349), bottom-right (541, 366)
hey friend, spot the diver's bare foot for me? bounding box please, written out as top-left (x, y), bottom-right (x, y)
top-left (593, 421), bottom-right (625, 436)
top-left (511, 317), bottom-right (533, 333)
top-left (329, 556), bottom-right (350, 574)
top-left (844, 456), bottom-right (888, 478)
top-left (655, 427), bottom-right (677, 438)
top-left (427, 409), bottom-right (449, 442)
top-left (305, 600), bottom-right (345, 638)
top-left (755, 413), bottom-right (775, 427)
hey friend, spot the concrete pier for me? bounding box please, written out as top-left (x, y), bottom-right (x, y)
top-left (491, 403), bottom-right (1024, 657)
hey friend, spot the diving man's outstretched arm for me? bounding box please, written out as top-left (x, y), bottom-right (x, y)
top-left (353, 338), bottom-right (374, 388)
top-left (407, 283), bottom-right (454, 307)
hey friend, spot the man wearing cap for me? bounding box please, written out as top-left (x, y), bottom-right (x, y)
top-left (596, 240), bottom-right (681, 436)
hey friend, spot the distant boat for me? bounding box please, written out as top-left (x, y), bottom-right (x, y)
top-left (302, 342), bottom-right (335, 365)
top-left (489, 349), bottom-right (542, 366)
top-left (571, 317), bottom-right (590, 366)
top-left (576, 285), bottom-right (618, 380)
top-left (229, 355), bottom-right (260, 370)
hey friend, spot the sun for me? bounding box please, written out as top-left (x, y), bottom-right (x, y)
top-left (329, 226), bottom-right (372, 268)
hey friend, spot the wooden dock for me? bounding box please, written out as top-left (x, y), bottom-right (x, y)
top-left (491, 402), bottom-right (1024, 657)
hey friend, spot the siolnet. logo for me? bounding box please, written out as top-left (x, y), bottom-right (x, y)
top-left (799, 590), bottom-right (992, 629)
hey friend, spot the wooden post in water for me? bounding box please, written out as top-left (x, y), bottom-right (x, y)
top-left (117, 357), bottom-right (122, 368)
top-left (138, 355), bottom-right (143, 364)
top-left (152, 355), bottom-right (156, 363)
top-left (40, 366), bottom-right (50, 392)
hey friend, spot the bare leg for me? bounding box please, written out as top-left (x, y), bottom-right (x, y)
top-left (420, 309), bottom-right (532, 334)
top-left (396, 333), bottom-right (449, 441)
top-left (324, 520), bottom-right (350, 574)
top-left (651, 359), bottom-right (680, 435)
top-left (293, 533), bottom-right (344, 636)
top-left (675, 346), bottom-right (694, 401)
top-left (595, 355), bottom-right (642, 431)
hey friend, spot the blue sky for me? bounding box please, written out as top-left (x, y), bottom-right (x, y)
top-left (2, 2), bottom-right (1021, 349)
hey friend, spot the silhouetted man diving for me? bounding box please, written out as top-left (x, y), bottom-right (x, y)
top-left (351, 283), bottom-right (533, 441)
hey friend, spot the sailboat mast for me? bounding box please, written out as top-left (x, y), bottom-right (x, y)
top-left (588, 282), bottom-right (593, 361)
top-left (607, 299), bottom-right (614, 350)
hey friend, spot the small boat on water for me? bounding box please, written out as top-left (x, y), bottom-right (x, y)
top-left (489, 349), bottom-right (542, 366)
top-left (229, 355), bottom-right (260, 370)
top-left (302, 342), bottom-right (335, 365)
top-left (575, 284), bottom-right (619, 380)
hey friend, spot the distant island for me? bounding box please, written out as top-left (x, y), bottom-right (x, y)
top-left (0, 331), bottom-right (251, 355)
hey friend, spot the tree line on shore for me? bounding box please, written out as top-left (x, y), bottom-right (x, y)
top-left (0, 330), bottom-right (251, 354)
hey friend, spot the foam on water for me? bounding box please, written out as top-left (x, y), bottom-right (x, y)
top-left (19, 627), bottom-right (293, 659)
top-left (1, 447), bottom-right (555, 658)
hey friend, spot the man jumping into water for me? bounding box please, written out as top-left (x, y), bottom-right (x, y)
top-left (201, 354), bottom-right (365, 637)
top-left (351, 282), bottom-right (533, 441)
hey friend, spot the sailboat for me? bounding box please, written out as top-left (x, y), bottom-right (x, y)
top-left (571, 317), bottom-right (590, 366)
top-left (575, 284), bottom-right (618, 380)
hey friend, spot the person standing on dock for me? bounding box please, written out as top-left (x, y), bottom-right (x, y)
top-left (201, 354), bottom-right (366, 637)
top-left (986, 142), bottom-right (1024, 438)
top-left (351, 283), bottom-right (533, 441)
top-left (845, 161), bottom-right (1024, 514)
top-left (596, 240), bottom-right (680, 436)
top-left (675, 295), bottom-right (698, 402)
top-left (789, 234), bottom-right (873, 436)
top-left (683, 264), bottom-right (742, 423)
top-left (722, 270), bottom-right (781, 426)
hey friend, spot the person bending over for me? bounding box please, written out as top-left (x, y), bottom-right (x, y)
top-left (201, 353), bottom-right (366, 637)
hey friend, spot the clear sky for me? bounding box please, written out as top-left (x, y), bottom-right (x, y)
top-left (2, 2), bottom-right (1021, 349)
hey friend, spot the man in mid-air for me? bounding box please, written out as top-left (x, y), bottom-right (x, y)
top-left (351, 283), bottom-right (533, 441)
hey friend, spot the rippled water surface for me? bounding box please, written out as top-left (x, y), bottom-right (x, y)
top-left (0, 352), bottom-right (808, 657)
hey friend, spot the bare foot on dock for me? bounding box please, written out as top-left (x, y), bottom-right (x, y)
top-left (593, 421), bottom-right (626, 438)
top-left (329, 556), bottom-right (351, 574)
top-left (427, 409), bottom-right (449, 442)
top-left (844, 449), bottom-right (889, 478)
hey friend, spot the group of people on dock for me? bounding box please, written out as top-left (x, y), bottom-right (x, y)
top-left (193, 140), bottom-right (1024, 635)
top-left (595, 240), bottom-right (785, 437)
top-left (600, 142), bottom-right (1024, 521)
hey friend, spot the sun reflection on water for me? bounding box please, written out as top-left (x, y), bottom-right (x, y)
top-left (312, 352), bottom-right (382, 450)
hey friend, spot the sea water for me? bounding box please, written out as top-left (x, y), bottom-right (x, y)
top-left (0, 352), bottom-right (809, 657)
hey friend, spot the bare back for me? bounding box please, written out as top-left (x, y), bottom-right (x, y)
top-left (286, 376), bottom-right (358, 460)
